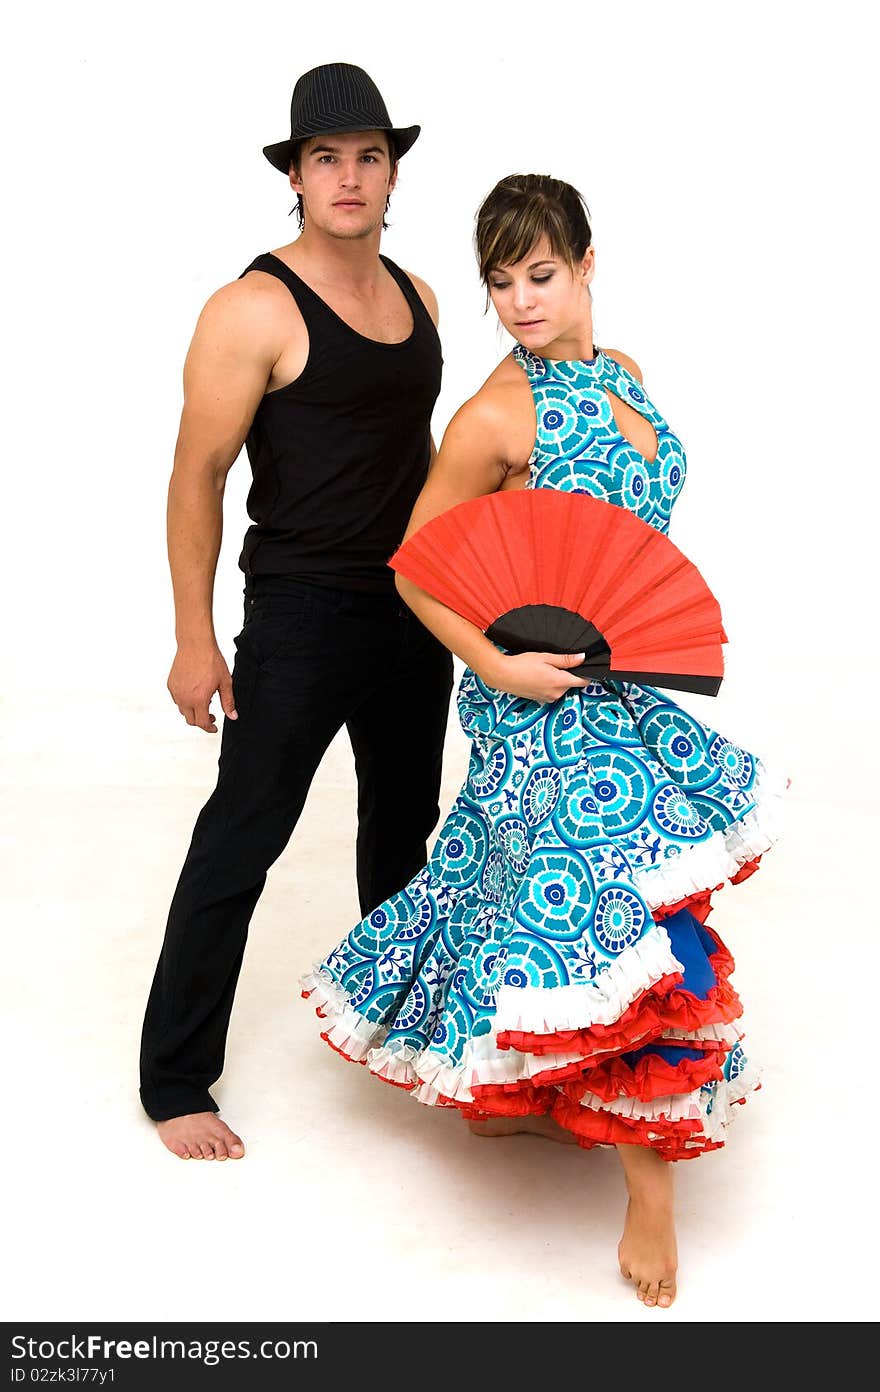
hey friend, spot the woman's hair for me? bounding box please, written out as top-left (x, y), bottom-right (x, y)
top-left (475, 174), bottom-right (592, 284)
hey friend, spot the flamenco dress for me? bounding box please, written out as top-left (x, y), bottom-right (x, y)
top-left (302, 345), bottom-right (784, 1160)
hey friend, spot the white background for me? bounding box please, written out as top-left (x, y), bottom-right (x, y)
top-left (2, 0), bottom-right (877, 1325)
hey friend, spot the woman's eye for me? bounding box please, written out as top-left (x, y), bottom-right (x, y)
top-left (490, 282), bottom-right (510, 291)
top-left (532, 275), bottom-right (552, 284)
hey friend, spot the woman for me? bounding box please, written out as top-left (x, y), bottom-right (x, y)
top-left (302, 174), bottom-right (783, 1309)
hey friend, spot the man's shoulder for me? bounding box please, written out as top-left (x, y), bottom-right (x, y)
top-left (194, 266), bottom-right (301, 343)
top-left (396, 266), bottom-right (439, 326)
top-left (212, 264), bottom-right (291, 312)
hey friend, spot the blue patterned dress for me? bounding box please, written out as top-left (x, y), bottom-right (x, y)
top-left (302, 345), bottom-right (784, 1160)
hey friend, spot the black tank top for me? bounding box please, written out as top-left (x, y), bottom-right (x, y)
top-left (236, 252), bottom-right (442, 590)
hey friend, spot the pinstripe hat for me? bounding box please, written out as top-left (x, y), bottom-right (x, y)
top-left (263, 63), bottom-right (420, 174)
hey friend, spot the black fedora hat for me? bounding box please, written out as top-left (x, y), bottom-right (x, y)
top-left (263, 62), bottom-right (420, 174)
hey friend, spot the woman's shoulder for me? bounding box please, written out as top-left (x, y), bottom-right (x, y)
top-left (455, 352), bottom-right (529, 421)
top-left (443, 352), bottom-right (535, 465)
top-left (602, 347), bottom-right (643, 383)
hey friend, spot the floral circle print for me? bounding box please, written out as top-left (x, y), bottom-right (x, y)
top-left (390, 978), bottom-right (430, 1031)
top-left (522, 765), bottom-right (562, 827)
top-left (502, 936), bottom-right (571, 989)
top-left (432, 809), bottom-right (490, 887)
top-left (468, 741), bottom-right (511, 799)
top-left (553, 783), bottom-right (605, 849)
top-left (539, 387), bottom-right (586, 455)
top-left (577, 390), bottom-right (605, 419)
top-left (545, 698), bottom-right (584, 765)
top-left (651, 783), bottom-right (710, 839)
top-left (727, 1040), bottom-right (746, 1081)
top-left (637, 706), bottom-right (717, 785)
top-left (709, 735), bottom-right (755, 787)
top-left (519, 346), bottom-right (687, 534)
top-left (348, 889), bottom-right (415, 956)
top-left (515, 849), bottom-right (594, 940)
top-left (480, 848), bottom-right (506, 902)
top-left (587, 751), bottom-right (652, 835)
top-left (497, 817), bottom-right (531, 874)
top-left (590, 884), bottom-right (648, 955)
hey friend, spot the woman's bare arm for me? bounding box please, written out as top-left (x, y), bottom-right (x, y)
top-left (396, 389), bottom-right (587, 704)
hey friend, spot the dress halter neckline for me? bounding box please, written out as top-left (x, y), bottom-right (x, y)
top-left (513, 342), bottom-right (606, 380)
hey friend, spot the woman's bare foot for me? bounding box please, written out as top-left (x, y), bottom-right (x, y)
top-left (156, 1112), bottom-right (245, 1161)
top-left (615, 1143), bottom-right (677, 1308)
top-left (468, 1115), bottom-right (578, 1144)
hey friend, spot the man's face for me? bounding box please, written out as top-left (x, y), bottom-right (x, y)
top-left (291, 130), bottom-right (398, 239)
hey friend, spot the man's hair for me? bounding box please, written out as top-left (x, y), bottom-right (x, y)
top-left (289, 132), bottom-right (398, 231)
top-left (475, 173), bottom-right (592, 286)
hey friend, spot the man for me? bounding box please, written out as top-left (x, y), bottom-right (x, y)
top-left (140, 63), bottom-right (453, 1160)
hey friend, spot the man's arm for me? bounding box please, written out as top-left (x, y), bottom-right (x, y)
top-left (166, 276), bottom-right (286, 732)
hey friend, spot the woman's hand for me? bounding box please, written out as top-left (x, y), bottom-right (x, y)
top-left (480, 651), bottom-right (588, 704)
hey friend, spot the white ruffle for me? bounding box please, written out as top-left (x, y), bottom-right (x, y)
top-left (302, 965), bottom-right (762, 1148)
top-left (411, 1033), bottom-right (589, 1103)
top-left (493, 922), bottom-right (682, 1035)
top-left (300, 970), bottom-right (387, 1062)
top-left (303, 915), bottom-right (701, 1100)
top-left (302, 967), bottom-right (592, 1102)
top-left (366, 1043), bottom-right (421, 1085)
top-left (303, 769), bottom-right (782, 1079)
top-left (662, 1022), bottom-right (743, 1049)
top-left (634, 763), bottom-right (786, 911)
top-left (699, 1061), bottom-right (762, 1143)
top-left (574, 1059), bottom-right (762, 1144)
top-left (577, 1088), bottom-right (703, 1123)
top-left (464, 745), bottom-right (784, 922)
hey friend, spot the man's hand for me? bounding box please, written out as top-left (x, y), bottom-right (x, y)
top-left (167, 642), bottom-right (237, 732)
top-left (482, 651), bottom-right (588, 704)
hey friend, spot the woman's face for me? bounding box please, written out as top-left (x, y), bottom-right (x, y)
top-left (487, 235), bottom-right (594, 353)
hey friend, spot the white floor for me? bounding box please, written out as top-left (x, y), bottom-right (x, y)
top-left (2, 692), bottom-right (876, 1324)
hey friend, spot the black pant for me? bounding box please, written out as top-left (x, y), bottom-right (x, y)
top-left (139, 579), bottom-right (454, 1122)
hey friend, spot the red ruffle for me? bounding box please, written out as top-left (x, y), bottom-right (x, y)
top-left (550, 1095), bottom-right (726, 1161)
top-left (462, 1083), bottom-right (555, 1117)
top-left (498, 976), bottom-right (742, 1065)
top-left (572, 1044), bottom-right (728, 1103)
top-left (649, 854), bottom-right (763, 924)
top-left (304, 927), bottom-right (752, 1161)
top-left (303, 986), bottom-right (420, 1093)
top-left (497, 928), bottom-right (739, 1065)
top-left (731, 854), bottom-right (762, 885)
top-left (496, 969), bottom-right (680, 1056)
top-left (652, 888), bottom-right (716, 924)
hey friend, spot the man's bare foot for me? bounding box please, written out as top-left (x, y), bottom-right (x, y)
top-left (468, 1115), bottom-right (578, 1145)
top-left (615, 1144), bottom-right (678, 1308)
top-left (156, 1112), bottom-right (245, 1161)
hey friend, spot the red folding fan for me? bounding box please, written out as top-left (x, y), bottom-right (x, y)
top-left (389, 491), bottom-right (726, 695)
